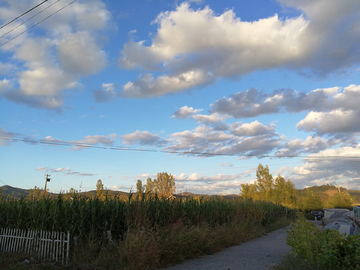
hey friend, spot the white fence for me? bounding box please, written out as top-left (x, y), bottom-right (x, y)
top-left (0, 228), bottom-right (70, 264)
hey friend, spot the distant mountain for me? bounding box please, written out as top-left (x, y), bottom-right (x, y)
top-left (0, 185), bottom-right (32, 198)
top-left (0, 185), bottom-right (130, 199)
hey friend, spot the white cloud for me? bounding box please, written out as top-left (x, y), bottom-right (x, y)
top-left (57, 32), bottom-right (107, 75)
top-left (121, 130), bottom-right (168, 146)
top-left (289, 144), bottom-right (360, 189)
top-left (166, 122), bottom-right (281, 157)
top-left (296, 110), bottom-right (360, 134)
top-left (0, 79), bottom-right (12, 94)
top-left (122, 70), bottom-right (215, 98)
top-left (119, 1), bottom-right (360, 97)
top-left (231, 121), bottom-right (276, 136)
top-left (172, 106), bottom-right (203, 119)
top-left (192, 113), bottom-right (227, 124)
top-left (119, 3), bottom-right (310, 97)
top-left (276, 136), bottom-right (337, 157)
top-left (93, 83), bottom-right (118, 102)
top-left (0, 0), bottom-right (111, 109)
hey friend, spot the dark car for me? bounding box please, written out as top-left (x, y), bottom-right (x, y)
top-left (310, 210), bottom-right (323, 220)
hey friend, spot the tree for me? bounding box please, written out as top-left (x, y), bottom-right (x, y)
top-left (255, 164), bottom-right (273, 200)
top-left (28, 186), bottom-right (41, 200)
top-left (96, 179), bottom-right (104, 197)
top-left (69, 188), bottom-right (76, 197)
top-left (273, 174), bottom-right (297, 206)
top-left (145, 173), bottom-right (176, 197)
top-left (240, 183), bottom-right (257, 200)
top-left (136, 180), bottom-right (144, 196)
top-left (328, 191), bottom-right (353, 209)
top-left (145, 177), bottom-right (154, 194)
top-left (304, 189), bottom-right (323, 211)
top-left (239, 164), bottom-right (297, 207)
top-left (154, 172), bottom-right (176, 197)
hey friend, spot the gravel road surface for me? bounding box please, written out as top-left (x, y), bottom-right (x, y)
top-left (164, 221), bottom-right (322, 270)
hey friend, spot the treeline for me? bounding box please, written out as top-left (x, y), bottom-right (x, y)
top-left (240, 164), bottom-right (355, 211)
top-left (240, 164), bottom-right (297, 207)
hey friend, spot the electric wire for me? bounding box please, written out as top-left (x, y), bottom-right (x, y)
top-left (0, 0), bottom-right (61, 39)
top-left (0, 0), bottom-right (77, 48)
top-left (0, 0), bottom-right (49, 30)
top-left (1, 136), bottom-right (359, 160)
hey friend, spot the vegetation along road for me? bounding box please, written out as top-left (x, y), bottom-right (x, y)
top-left (165, 221), bottom-right (323, 270)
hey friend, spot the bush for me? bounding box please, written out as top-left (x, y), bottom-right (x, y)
top-left (286, 213), bottom-right (360, 270)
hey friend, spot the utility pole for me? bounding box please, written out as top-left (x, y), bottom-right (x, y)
top-left (44, 174), bottom-right (51, 196)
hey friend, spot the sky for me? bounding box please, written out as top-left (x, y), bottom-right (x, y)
top-left (0, 0), bottom-right (360, 195)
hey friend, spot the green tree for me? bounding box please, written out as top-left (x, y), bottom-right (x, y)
top-left (145, 173), bottom-right (176, 197)
top-left (240, 165), bottom-right (297, 207)
top-left (28, 186), bottom-right (41, 200)
top-left (153, 172), bottom-right (176, 197)
top-left (304, 189), bottom-right (324, 211)
top-left (145, 177), bottom-right (154, 194)
top-left (136, 180), bottom-right (144, 196)
top-left (240, 183), bottom-right (257, 200)
top-left (96, 179), bottom-right (104, 197)
top-left (255, 164), bottom-right (273, 200)
top-left (328, 191), bottom-right (353, 209)
top-left (69, 187), bottom-right (76, 197)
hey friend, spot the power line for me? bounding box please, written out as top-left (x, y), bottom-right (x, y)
top-left (0, 0), bottom-right (77, 48)
top-left (0, 0), bottom-right (49, 30)
top-left (1, 136), bottom-right (360, 160)
top-left (0, 0), bottom-right (61, 40)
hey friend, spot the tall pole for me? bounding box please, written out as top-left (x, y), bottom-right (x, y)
top-left (44, 174), bottom-right (51, 196)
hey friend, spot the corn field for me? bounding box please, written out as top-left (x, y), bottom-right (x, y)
top-left (0, 194), bottom-right (296, 269)
top-left (0, 194), bottom-right (292, 240)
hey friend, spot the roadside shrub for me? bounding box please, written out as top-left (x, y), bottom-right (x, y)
top-left (286, 213), bottom-right (360, 270)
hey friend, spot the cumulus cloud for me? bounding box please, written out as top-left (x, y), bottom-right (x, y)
top-left (119, 1), bottom-right (360, 97)
top-left (0, 79), bottom-right (12, 94)
top-left (93, 83), bottom-right (118, 102)
top-left (69, 135), bottom-right (115, 150)
top-left (210, 84), bottom-right (360, 138)
top-left (0, 0), bottom-right (111, 109)
top-left (231, 121), bottom-right (276, 136)
top-left (172, 106), bottom-right (203, 119)
top-left (276, 136), bottom-right (338, 157)
top-left (165, 122), bottom-right (282, 157)
top-left (289, 144), bottom-right (360, 189)
top-left (211, 85), bottom-right (360, 117)
top-left (57, 31), bottom-right (107, 75)
top-left (122, 70), bottom-right (215, 98)
top-left (121, 130), bottom-right (168, 147)
top-left (297, 110), bottom-right (360, 135)
top-left (173, 170), bottom-right (254, 194)
top-left (192, 113), bottom-right (227, 124)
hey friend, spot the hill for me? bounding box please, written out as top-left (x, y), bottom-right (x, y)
top-left (1, 184), bottom-right (359, 204)
top-left (0, 185), bottom-right (32, 198)
top-left (296, 184), bottom-right (360, 205)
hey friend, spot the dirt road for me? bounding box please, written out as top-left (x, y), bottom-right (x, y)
top-left (163, 226), bottom-right (290, 270)
top-left (164, 221), bottom-right (322, 270)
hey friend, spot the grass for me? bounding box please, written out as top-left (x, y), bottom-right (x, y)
top-left (0, 195), bottom-right (296, 269)
top-left (273, 254), bottom-right (322, 270)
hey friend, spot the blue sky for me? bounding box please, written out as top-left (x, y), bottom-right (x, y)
top-left (1, 0), bottom-right (360, 195)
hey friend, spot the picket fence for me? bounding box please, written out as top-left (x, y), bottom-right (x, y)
top-left (0, 228), bottom-right (70, 264)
